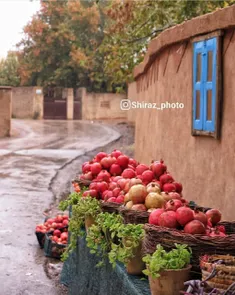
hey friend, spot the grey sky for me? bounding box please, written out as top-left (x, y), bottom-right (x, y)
top-left (0, 0), bottom-right (40, 58)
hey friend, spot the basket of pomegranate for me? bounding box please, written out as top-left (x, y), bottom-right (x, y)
top-left (76, 150), bottom-right (143, 214)
top-left (35, 214), bottom-right (69, 248)
top-left (143, 205), bottom-right (235, 274)
top-left (199, 254), bottom-right (235, 292)
top-left (44, 228), bottom-right (68, 259)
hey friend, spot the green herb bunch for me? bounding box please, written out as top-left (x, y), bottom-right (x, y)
top-left (86, 212), bottom-right (124, 267)
top-left (143, 244), bottom-right (191, 278)
top-left (58, 187), bottom-right (88, 212)
top-left (108, 224), bottom-right (144, 268)
top-left (61, 195), bottom-right (101, 261)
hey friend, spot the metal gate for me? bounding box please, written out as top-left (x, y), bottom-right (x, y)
top-left (43, 87), bottom-right (67, 120)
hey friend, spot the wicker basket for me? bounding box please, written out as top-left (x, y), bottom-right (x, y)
top-left (119, 206), bottom-right (150, 224)
top-left (100, 201), bottom-right (122, 214)
top-left (200, 254), bottom-right (235, 291)
top-left (143, 222), bottom-right (235, 274)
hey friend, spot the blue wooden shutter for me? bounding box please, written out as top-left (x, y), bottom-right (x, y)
top-left (193, 41), bottom-right (204, 130)
top-left (203, 37), bottom-right (217, 132)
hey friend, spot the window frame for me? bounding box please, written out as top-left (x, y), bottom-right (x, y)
top-left (191, 30), bottom-right (223, 139)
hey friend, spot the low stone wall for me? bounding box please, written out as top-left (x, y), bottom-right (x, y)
top-left (81, 88), bottom-right (127, 121)
top-left (12, 87), bottom-right (43, 119)
top-left (0, 87), bottom-right (12, 137)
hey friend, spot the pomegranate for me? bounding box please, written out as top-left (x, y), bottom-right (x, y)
top-left (205, 209), bottom-right (222, 225)
top-left (173, 182), bottom-right (183, 193)
top-left (128, 165), bottom-right (136, 171)
top-left (117, 178), bottom-right (129, 190)
top-left (82, 162), bottom-right (91, 174)
top-left (111, 149), bottom-right (122, 158)
top-left (193, 210), bottom-right (207, 226)
top-left (128, 184), bottom-right (147, 204)
top-left (167, 192), bottom-right (182, 200)
top-left (122, 168), bottom-right (136, 179)
top-left (89, 182), bottom-right (98, 190)
top-left (83, 189), bottom-right (98, 199)
top-left (125, 201), bottom-right (133, 209)
top-left (128, 158), bottom-right (138, 167)
top-left (129, 178), bottom-right (143, 188)
top-left (163, 183), bottom-right (176, 193)
top-left (142, 170), bottom-right (154, 184)
top-left (147, 183), bottom-right (161, 194)
top-left (165, 199), bottom-right (183, 211)
top-left (124, 193), bottom-right (131, 203)
top-left (161, 192), bottom-right (173, 202)
top-left (107, 197), bottom-right (118, 203)
top-left (100, 156), bottom-right (116, 169)
top-left (96, 181), bottom-right (109, 193)
top-left (184, 220), bottom-right (206, 235)
top-left (116, 195), bottom-right (125, 204)
top-left (158, 211), bottom-right (178, 228)
top-left (136, 164), bottom-right (149, 175)
top-left (145, 192), bottom-right (165, 209)
top-left (176, 207), bottom-right (194, 226)
top-left (113, 187), bottom-right (121, 198)
top-left (217, 225), bottom-right (226, 234)
top-left (131, 204), bottom-right (147, 211)
top-left (117, 155), bottom-right (129, 168)
top-left (150, 160), bottom-right (167, 178)
top-left (112, 176), bottom-right (122, 182)
top-left (109, 181), bottom-right (118, 190)
top-left (96, 170), bottom-right (111, 183)
top-left (209, 228), bottom-right (227, 237)
top-left (159, 173), bottom-right (174, 186)
top-left (83, 172), bottom-right (93, 180)
top-left (149, 208), bottom-right (165, 225)
top-left (95, 152), bottom-right (108, 162)
top-left (110, 164), bottom-right (122, 176)
top-left (103, 191), bottom-right (114, 201)
top-left (101, 190), bottom-right (109, 200)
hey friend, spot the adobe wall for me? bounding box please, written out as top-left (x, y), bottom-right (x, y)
top-left (0, 87), bottom-right (12, 137)
top-left (128, 6), bottom-right (235, 220)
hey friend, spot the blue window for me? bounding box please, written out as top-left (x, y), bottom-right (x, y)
top-left (192, 36), bottom-right (221, 137)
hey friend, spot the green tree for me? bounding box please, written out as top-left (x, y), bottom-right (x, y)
top-left (0, 51), bottom-right (21, 86)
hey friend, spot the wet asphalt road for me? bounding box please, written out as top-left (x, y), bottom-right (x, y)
top-left (0, 120), bottom-right (120, 295)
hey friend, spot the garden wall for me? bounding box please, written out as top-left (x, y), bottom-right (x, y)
top-left (12, 87), bottom-right (43, 119)
top-left (81, 88), bottom-right (127, 121)
top-left (0, 87), bottom-right (12, 137)
top-left (128, 5), bottom-right (235, 220)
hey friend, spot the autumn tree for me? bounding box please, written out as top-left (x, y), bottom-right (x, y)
top-left (100, 0), bottom-right (235, 87)
top-left (0, 51), bottom-right (20, 86)
top-left (17, 0), bottom-right (116, 91)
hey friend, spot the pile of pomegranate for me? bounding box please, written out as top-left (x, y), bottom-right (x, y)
top-left (79, 150), bottom-right (184, 205)
top-left (149, 207), bottom-right (226, 237)
top-left (50, 228), bottom-right (68, 245)
top-left (35, 214), bottom-right (69, 233)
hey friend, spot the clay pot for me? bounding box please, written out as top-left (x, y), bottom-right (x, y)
top-left (85, 215), bottom-right (95, 232)
top-left (148, 265), bottom-right (192, 295)
top-left (126, 241), bottom-right (145, 275)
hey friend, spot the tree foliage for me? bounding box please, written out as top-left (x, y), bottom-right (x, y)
top-left (0, 51), bottom-right (21, 87)
top-left (100, 0), bottom-right (235, 86)
top-left (17, 0), bottom-right (235, 92)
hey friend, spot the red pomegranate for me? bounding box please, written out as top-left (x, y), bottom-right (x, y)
top-left (122, 168), bottom-right (136, 179)
top-left (165, 199), bottom-right (183, 211)
top-left (111, 149), bottom-right (122, 158)
top-left (142, 170), bottom-right (154, 184)
top-left (158, 211), bottom-right (178, 228)
top-left (136, 164), bottom-right (149, 175)
top-left (184, 220), bottom-right (206, 235)
top-left (176, 207), bottom-right (194, 226)
top-left (149, 208), bottom-right (165, 226)
top-left (95, 152), bottom-right (108, 162)
top-left (96, 170), bottom-right (111, 183)
top-left (173, 182), bottom-right (183, 193)
top-left (117, 155), bottom-right (129, 169)
top-left (163, 183), bottom-right (176, 193)
top-left (205, 209), bottom-right (222, 226)
top-left (159, 173), bottom-right (174, 186)
top-left (193, 210), bottom-right (208, 226)
top-left (90, 162), bottom-right (102, 175)
top-left (150, 160), bottom-right (167, 178)
top-left (109, 164), bottom-right (122, 176)
top-left (100, 156), bottom-right (116, 169)
top-left (128, 158), bottom-right (138, 168)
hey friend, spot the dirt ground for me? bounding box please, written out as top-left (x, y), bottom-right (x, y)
top-left (0, 119), bottom-right (134, 295)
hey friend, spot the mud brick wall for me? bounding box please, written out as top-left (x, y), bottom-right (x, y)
top-left (0, 87), bottom-right (12, 137)
top-left (12, 87), bottom-right (43, 119)
top-left (128, 6), bottom-right (235, 220)
top-left (82, 88), bottom-right (127, 120)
